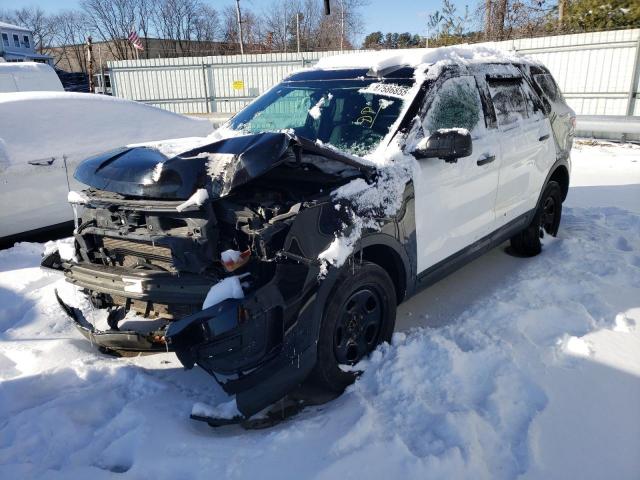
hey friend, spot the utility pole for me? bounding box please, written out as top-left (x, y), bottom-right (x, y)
top-left (235, 0), bottom-right (244, 54)
top-left (558, 0), bottom-right (566, 29)
top-left (340, 0), bottom-right (345, 51)
top-left (485, 0), bottom-right (493, 40)
top-left (86, 36), bottom-right (94, 93)
top-left (283, 2), bottom-right (287, 53)
top-left (98, 44), bottom-right (104, 93)
top-left (296, 13), bottom-right (302, 53)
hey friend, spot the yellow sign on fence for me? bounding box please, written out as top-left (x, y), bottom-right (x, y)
top-left (232, 80), bottom-right (244, 90)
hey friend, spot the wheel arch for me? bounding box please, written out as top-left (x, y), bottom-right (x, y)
top-left (549, 164), bottom-right (570, 201)
top-left (357, 233), bottom-right (412, 305)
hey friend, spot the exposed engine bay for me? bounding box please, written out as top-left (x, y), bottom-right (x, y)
top-left (44, 131), bottom-right (387, 418)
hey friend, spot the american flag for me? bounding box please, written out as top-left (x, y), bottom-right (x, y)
top-left (128, 30), bottom-right (144, 51)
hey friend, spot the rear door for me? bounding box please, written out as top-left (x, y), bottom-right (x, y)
top-left (413, 74), bottom-right (501, 273)
top-left (486, 76), bottom-right (552, 226)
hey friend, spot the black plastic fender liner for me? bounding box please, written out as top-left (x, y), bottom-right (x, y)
top-left (40, 249), bottom-right (66, 272)
top-left (232, 264), bottom-right (345, 417)
top-left (54, 289), bottom-right (170, 353)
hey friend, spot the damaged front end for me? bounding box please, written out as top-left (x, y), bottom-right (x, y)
top-left (45, 132), bottom-right (374, 417)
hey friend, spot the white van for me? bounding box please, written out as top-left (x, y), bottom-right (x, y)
top-left (0, 62), bottom-right (63, 93)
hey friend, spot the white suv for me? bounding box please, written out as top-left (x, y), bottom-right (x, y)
top-left (46, 48), bottom-right (575, 423)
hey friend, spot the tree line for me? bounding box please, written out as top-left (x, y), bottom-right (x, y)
top-left (2, 0), bottom-right (638, 70)
top-left (0, 0), bottom-right (367, 70)
top-left (365, 0), bottom-right (639, 50)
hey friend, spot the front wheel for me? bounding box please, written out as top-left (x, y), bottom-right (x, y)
top-left (510, 180), bottom-right (563, 257)
top-left (310, 261), bottom-right (396, 392)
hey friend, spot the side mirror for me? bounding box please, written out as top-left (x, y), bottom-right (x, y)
top-left (413, 129), bottom-right (473, 162)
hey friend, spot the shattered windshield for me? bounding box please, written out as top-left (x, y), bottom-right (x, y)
top-left (229, 76), bottom-right (415, 156)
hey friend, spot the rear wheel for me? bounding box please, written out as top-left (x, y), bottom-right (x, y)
top-left (510, 180), bottom-right (562, 257)
top-left (311, 261), bottom-right (396, 392)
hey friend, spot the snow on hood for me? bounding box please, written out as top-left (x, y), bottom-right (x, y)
top-left (75, 131), bottom-right (372, 201)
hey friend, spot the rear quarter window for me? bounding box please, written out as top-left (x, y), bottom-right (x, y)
top-left (533, 73), bottom-right (570, 114)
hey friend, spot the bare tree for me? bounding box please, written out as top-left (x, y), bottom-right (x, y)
top-left (135, 0), bottom-right (156, 57)
top-left (262, 0), bottom-right (291, 52)
top-left (221, 4), bottom-right (263, 53)
top-left (51, 11), bottom-right (92, 72)
top-left (478, 0), bottom-right (552, 40)
top-left (192, 5), bottom-right (221, 55)
top-left (1, 7), bottom-right (56, 54)
top-left (81, 0), bottom-right (137, 60)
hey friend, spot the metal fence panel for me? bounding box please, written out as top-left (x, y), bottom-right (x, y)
top-left (108, 29), bottom-right (640, 118)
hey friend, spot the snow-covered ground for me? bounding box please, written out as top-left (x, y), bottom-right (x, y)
top-left (0, 140), bottom-right (638, 479)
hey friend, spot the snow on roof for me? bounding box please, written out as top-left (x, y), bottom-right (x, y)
top-left (0, 21), bottom-right (30, 33)
top-left (0, 61), bottom-right (55, 75)
top-left (315, 44), bottom-right (537, 75)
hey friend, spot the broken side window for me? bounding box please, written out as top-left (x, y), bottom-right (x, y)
top-left (424, 76), bottom-right (485, 138)
top-left (487, 79), bottom-right (529, 129)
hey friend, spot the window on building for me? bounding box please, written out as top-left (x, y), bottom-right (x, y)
top-left (13, 34), bottom-right (20, 48)
top-left (22, 35), bottom-right (30, 48)
top-left (2, 33), bottom-right (9, 47)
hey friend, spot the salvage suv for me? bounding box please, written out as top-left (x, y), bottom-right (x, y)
top-left (45, 47), bottom-right (574, 422)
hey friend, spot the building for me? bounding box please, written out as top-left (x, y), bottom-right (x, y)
top-left (0, 21), bottom-right (52, 64)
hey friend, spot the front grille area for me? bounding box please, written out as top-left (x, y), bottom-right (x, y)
top-left (101, 237), bottom-right (175, 272)
top-left (110, 295), bottom-right (197, 319)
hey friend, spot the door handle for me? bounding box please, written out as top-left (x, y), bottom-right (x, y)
top-left (28, 158), bottom-right (55, 166)
top-left (477, 155), bottom-right (495, 166)
top-left (538, 134), bottom-right (550, 141)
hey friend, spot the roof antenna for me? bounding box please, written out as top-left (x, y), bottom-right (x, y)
top-left (324, 0), bottom-right (331, 15)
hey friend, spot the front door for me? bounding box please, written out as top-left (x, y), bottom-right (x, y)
top-left (413, 75), bottom-right (501, 273)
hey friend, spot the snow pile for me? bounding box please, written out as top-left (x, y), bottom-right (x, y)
top-left (175, 188), bottom-right (209, 212)
top-left (0, 142), bottom-right (638, 478)
top-left (192, 400), bottom-right (240, 420)
top-left (201, 276), bottom-right (245, 310)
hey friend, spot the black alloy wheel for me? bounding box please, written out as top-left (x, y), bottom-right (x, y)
top-left (310, 261), bottom-right (396, 392)
top-left (510, 180), bottom-right (563, 257)
top-left (333, 287), bottom-right (384, 365)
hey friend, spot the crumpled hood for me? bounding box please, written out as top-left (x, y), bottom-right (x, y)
top-left (74, 132), bottom-right (293, 200)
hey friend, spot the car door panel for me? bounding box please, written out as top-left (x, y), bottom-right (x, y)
top-left (413, 75), bottom-right (501, 273)
top-left (487, 77), bottom-right (552, 228)
top-left (0, 156), bottom-right (71, 237)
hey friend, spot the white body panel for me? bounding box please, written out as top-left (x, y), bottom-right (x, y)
top-left (493, 117), bottom-right (554, 226)
top-left (413, 75), bottom-right (503, 273)
top-left (414, 130), bottom-right (501, 272)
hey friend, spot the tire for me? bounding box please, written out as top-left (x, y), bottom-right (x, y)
top-left (310, 261), bottom-right (397, 392)
top-left (510, 180), bottom-right (563, 257)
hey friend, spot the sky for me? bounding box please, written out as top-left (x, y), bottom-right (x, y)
top-left (17, 0), bottom-right (474, 43)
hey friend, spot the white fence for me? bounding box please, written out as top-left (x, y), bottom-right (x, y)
top-left (108, 28), bottom-right (640, 119)
top-left (108, 51), bottom-right (343, 114)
